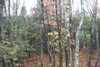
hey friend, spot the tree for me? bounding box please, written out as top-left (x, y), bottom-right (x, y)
top-left (75, 0), bottom-right (85, 67)
top-left (0, 0), bottom-right (7, 67)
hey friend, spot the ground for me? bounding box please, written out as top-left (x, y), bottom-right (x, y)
top-left (20, 49), bottom-right (99, 67)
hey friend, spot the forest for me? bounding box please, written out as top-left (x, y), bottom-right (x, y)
top-left (0, 0), bottom-right (100, 67)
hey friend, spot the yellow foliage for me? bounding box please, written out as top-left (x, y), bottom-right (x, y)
top-left (49, 41), bottom-right (52, 44)
top-left (55, 40), bottom-right (59, 46)
top-left (48, 31), bottom-right (58, 36)
top-left (54, 31), bottom-right (58, 35)
top-left (70, 11), bottom-right (72, 14)
top-left (48, 32), bottom-right (53, 36)
top-left (52, 21), bottom-right (57, 26)
top-left (55, 35), bottom-right (59, 39)
top-left (96, 15), bottom-right (100, 19)
top-left (61, 27), bottom-right (66, 33)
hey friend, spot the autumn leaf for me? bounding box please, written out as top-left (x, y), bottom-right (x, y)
top-left (54, 31), bottom-right (58, 35)
top-left (48, 32), bottom-right (53, 36)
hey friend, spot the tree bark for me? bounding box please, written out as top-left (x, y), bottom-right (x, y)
top-left (75, 0), bottom-right (84, 67)
top-left (65, 0), bottom-right (72, 67)
top-left (0, 0), bottom-right (4, 41)
top-left (55, 0), bottom-right (63, 67)
top-left (88, 0), bottom-right (97, 67)
top-left (0, 0), bottom-right (4, 66)
top-left (95, 0), bottom-right (99, 67)
top-left (2, 58), bottom-right (6, 67)
top-left (40, 0), bottom-right (44, 67)
top-left (95, 20), bottom-right (99, 67)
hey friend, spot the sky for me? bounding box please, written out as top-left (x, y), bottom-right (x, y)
top-left (19, 0), bottom-right (37, 15)
top-left (21, 0), bottom-right (100, 15)
top-left (10, 0), bottom-right (100, 15)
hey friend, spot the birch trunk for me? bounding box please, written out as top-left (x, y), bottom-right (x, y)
top-left (75, 0), bottom-right (84, 67)
top-left (65, 0), bottom-right (72, 66)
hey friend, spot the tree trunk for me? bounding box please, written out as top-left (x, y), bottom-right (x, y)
top-left (55, 0), bottom-right (63, 67)
top-left (0, 0), bottom-right (4, 41)
top-left (7, 0), bottom-right (11, 37)
top-left (10, 59), bottom-right (15, 67)
top-left (28, 52), bottom-right (31, 58)
top-left (95, 22), bottom-right (99, 67)
top-left (2, 58), bottom-right (6, 67)
top-left (95, 0), bottom-right (99, 67)
top-left (0, 1), bottom-right (4, 66)
top-left (40, 0), bottom-right (44, 67)
top-left (88, 0), bottom-right (97, 67)
top-left (64, 47), bottom-right (68, 67)
top-left (65, 0), bottom-right (72, 66)
top-left (75, 0), bottom-right (84, 67)
top-left (41, 44), bottom-right (43, 67)
top-left (52, 31), bottom-right (56, 67)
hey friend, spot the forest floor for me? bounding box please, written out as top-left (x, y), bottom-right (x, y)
top-left (20, 49), bottom-right (100, 67)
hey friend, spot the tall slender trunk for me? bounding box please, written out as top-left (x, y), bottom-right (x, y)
top-left (55, 0), bottom-right (63, 67)
top-left (75, 0), bottom-right (84, 67)
top-left (41, 44), bottom-right (43, 67)
top-left (0, 1), bottom-right (4, 66)
top-left (95, 0), bottom-right (100, 67)
top-left (52, 28), bottom-right (56, 67)
top-left (0, 0), bottom-right (4, 41)
top-left (7, 0), bottom-right (11, 37)
top-left (65, 0), bottom-right (72, 67)
top-left (40, 0), bottom-right (44, 67)
top-left (48, 0), bottom-right (56, 66)
top-left (95, 20), bottom-right (99, 67)
top-left (64, 47), bottom-right (68, 67)
top-left (88, 0), bottom-right (97, 67)
top-left (68, 0), bottom-right (72, 67)
top-left (65, 0), bottom-right (70, 66)
top-left (59, 0), bottom-right (63, 66)
top-left (43, 8), bottom-right (52, 67)
top-left (88, 19), bottom-right (95, 67)
top-left (52, 43), bottom-right (55, 67)
top-left (95, 51), bottom-right (100, 67)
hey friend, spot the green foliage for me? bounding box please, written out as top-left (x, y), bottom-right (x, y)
top-left (80, 31), bottom-right (91, 43)
top-left (0, 12), bottom-right (41, 64)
